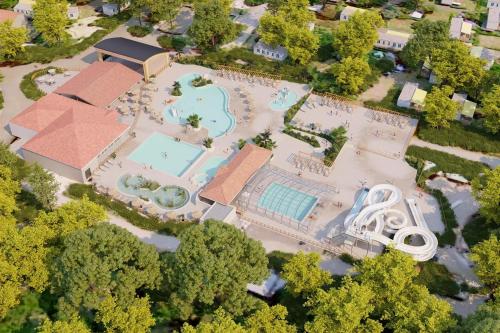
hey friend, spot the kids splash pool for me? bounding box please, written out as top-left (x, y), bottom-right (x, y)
top-left (257, 182), bottom-right (318, 222)
top-left (192, 156), bottom-right (228, 185)
top-left (128, 132), bottom-right (204, 177)
top-left (164, 73), bottom-right (235, 137)
top-left (269, 87), bottom-right (298, 111)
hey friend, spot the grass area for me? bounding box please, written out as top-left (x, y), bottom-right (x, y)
top-left (65, 183), bottom-right (195, 236)
top-left (127, 25), bottom-right (152, 37)
top-left (0, 0), bottom-right (17, 9)
top-left (415, 261), bottom-right (460, 297)
top-left (20, 67), bottom-right (64, 101)
top-left (13, 11), bottom-right (131, 64)
top-left (477, 35), bottom-right (500, 51)
top-left (428, 188), bottom-right (458, 246)
top-left (386, 18), bottom-right (414, 33)
top-left (462, 214), bottom-right (500, 247)
top-left (267, 250), bottom-right (294, 272)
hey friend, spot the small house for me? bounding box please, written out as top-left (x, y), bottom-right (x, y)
top-left (485, 8), bottom-right (500, 31)
top-left (452, 93), bottom-right (477, 120)
top-left (14, 0), bottom-right (79, 20)
top-left (470, 46), bottom-right (496, 69)
top-left (253, 40), bottom-right (288, 61)
top-left (487, 0), bottom-right (500, 8)
top-left (339, 6), bottom-right (365, 21)
top-left (397, 82), bottom-right (427, 110)
top-left (375, 29), bottom-right (411, 51)
top-left (103, 2), bottom-right (130, 17)
top-left (441, 0), bottom-right (462, 6)
top-left (0, 9), bottom-right (27, 28)
top-left (449, 17), bottom-right (473, 41)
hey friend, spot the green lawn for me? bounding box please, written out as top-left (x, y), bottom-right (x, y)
top-left (20, 67), bottom-right (64, 101)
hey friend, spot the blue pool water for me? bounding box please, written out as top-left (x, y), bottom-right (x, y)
top-left (269, 88), bottom-right (298, 111)
top-left (193, 156), bottom-right (228, 185)
top-left (128, 132), bottom-right (204, 177)
top-left (258, 182), bottom-right (318, 222)
top-left (349, 188), bottom-right (369, 216)
top-left (164, 73), bottom-right (235, 137)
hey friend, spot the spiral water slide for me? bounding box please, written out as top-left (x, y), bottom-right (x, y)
top-left (344, 184), bottom-right (437, 261)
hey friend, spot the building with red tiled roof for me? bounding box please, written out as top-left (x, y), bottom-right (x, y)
top-left (9, 94), bottom-right (129, 182)
top-left (0, 9), bottom-right (27, 27)
top-left (55, 61), bottom-right (142, 108)
top-left (199, 144), bottom-right (273, 205)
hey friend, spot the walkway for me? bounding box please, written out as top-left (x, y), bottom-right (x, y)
top-left (410, 137), bottom-right (500, 169)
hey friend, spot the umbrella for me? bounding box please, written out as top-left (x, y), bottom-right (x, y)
top-left (191, 210), bottom-right (203, 219)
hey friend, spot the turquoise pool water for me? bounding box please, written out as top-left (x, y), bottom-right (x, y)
top-left (164, 73), bottom-right (235, 137)
top-left (258, 182), bottom-right (318, 222)
top-left (128, 132), bottom-right (204, 177)
top-left (117, 175), bottom-right (189, 210)
top-left (269, 88), bottom-right (298, 111)
top-left (193, 156), bottom-right (228, 185)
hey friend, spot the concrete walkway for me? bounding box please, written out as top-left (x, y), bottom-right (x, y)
top-left (410, 137), bottom-right (500, 169)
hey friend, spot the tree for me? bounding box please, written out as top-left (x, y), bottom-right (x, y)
top-left (257, 0), bottom-right (319, 64)
top-left (332, 11), bottom-right (383, 59)
top-left (186, 113), bottom-right (202, 128)
top-left (431, 40), bottom-right (486, 91)
top-left (305, 276), bottom-right (383, 333)
top-left (331, 56), bottom-right (371, 95)
top-left (27, 164), bottom-right (59, 209)
top-left (253, 129), bottom-right (277, 150)
top-left (33, 0), bottom-right (69, 45)
top-left (38, 316), bottom-right (91, 333)
top-left (480, 85), bottom-right (500, 134)
top-left (400, 20), bottom-right (449, 69)
top-left (52, 223), bottom-right (161, 315)
top-left (0, 21), bottom-right (28, 61)
top-left (189, 0), bottom-right (239, 49)
top-left (246, 304), bottom-right (297, 333)
top-left (281, 252), bottom-right (332, 296)
top-left (0, 165), bottom-right (20, 218)
top-left (424, 85), bottom-right (459, 128)
top-left (458, 298), bottom-right (500, 333)
top-left (163, 220), bottom-right (268, 319)
top-left (151, 0), bottom-right (182, 27)
top-left (470, 235), bottom-right (500, 292)
top-left (472, 167), bottom-right (500, 224)
top-left (181, 308), bottom-right (246, 333)
top-left (97, 295), bottom-right (156, 333)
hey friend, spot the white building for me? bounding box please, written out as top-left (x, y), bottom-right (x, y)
top-left (487, 0), bottom-right (500, 8)
top-left (14, 0), bottom-right (79, 20)
top-left (449, 17), bottom-right (473, 41)
top-left (375, 29), bottom-right (411, 51)
top-left (470, 46), bottom-right (496, 69)
top-left (485, 8), bottom-right (500, 31)
top-left (339, 6), bottom-right (365, 21)
top-left (253, 40), bottom-right (288, 61)
top-left (103, 2), bottom-right (130, 17)
top-left (397, 82), bottom-right (427, 110)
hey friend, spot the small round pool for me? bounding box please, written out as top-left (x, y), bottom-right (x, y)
top-left (269, 87), bottom-right (298, 111)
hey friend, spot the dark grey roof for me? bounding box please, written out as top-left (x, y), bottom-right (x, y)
top-left (94, 37), bottom-right (165, 62)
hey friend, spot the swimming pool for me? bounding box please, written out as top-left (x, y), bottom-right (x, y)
top-left (269, 88), bottom-right (298, 111)
top-left (258, 182), bottom-right (318, 222)
top-left (164, 73), bottom-right (235, 137)
top-left (128, 132), bottom-right (204, 177)
top-left (192, 156), bottom-right (228, 185)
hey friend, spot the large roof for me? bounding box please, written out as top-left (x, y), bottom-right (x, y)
top-left (10, 94), bottom-right (70, 132)
top-left (94, 37), bottom-right (166, 62)
top-left (55, 62), bottom-right (141, 108)
top-left (199, 144), bottom-right (272, 205)
top-left (20, 94), bottom-right (128, 169)
top-left (0, 9), bottom-right (21, 23)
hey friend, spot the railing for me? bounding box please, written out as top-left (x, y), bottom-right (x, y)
top-left (215, 64), bottom-right (282, 80)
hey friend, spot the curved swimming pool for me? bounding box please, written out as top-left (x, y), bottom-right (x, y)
top-left (164, 73), bottom-right (235, 137)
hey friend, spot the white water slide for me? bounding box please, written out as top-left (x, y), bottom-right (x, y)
top-left (344, 184), bottom-right (438, 261)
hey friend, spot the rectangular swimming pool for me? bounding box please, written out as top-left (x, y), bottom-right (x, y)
top-left (258, 182), bottom-right (318, 222)
top-left (128, 132), bottom-right (204, 177)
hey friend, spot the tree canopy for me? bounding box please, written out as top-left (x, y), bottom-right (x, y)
top-left (96, 295), bottom-right (156, 332)
top-left (424, 85), bottom-right (459, 128)
top-left (480, 85), bottom-right (500, 134)
top-left (331, 56), bottom-right (372, 95)
top-left (472, 167), bottom-right (500, 224)
top-left (458, 297), bottom-right (500, 333)
top-left (39, 316), bottom-right (91, 333)
top-left (0, 21), bottom-right (28, 61)
top-left (470, 235), bottom-right (500, 292)
top-left (26, 164), bottom-right (59, 210)
top-left (282, 252), bottom-right (332, 296)
top-left (33, 0), bottom-right (69, 45)
top-left (163, 220), bottom-right (268, 319)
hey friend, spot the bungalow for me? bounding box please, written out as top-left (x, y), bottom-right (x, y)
top-left (375, 29), bottom-right (411, 51)
top-left (253, 40), bottom-right (288, 61)
top-left (103, 2), bottom-right (130, 17)
top-left (0, 9), bottom-right (27, 28)
top-left (8, 94), bottom-right (129, 182)
top-left (485, 7), bottom-right (500, 31)
top-left (339, 6), bottom-right (365, 21)
top-left (441, 0), bottom-right (462, 6)
top-left (452, 93), bottom-right (477, 120)
top-left (449, 17), bottom-right (473, 41)
top-left (14, 0), bottom-right (79, 19)
top-left (470, 46), bottom-right (496, 69)
top-left (396, 82), bottom-right (427, 110)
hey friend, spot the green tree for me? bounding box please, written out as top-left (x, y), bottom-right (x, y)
top-left (472, 167), bottom-right (500, 224)
top-left (480, 85), bottom-right (500, 134)
top-left (97, 295), bottom-right (155, 333)
top-left (0, 21), bottom-right (28, 60)
top-left (253, 129), bottom-right (277, 150)
top-left (52, 223), bottom-right (161, 316)
top-left (38, 316), bottom-right (91, 333)
top-left (246, 304), bottom-right (297, 333)
top-left (424, 85), bottom-right (459, 128)
top-left (163, 220), bottom-right (268, 319)
top-left (400, 20), bottom-right (449, 69)
top-left (33, 0), bottom-right (69, 45)
top-left (181, 308), bottom-right (246, 333)
top-left (305, 276), bottom-right (383, 333)
top-left (27, 164), bottom-right (59, 209)
top-left (0, 165), bottom-right (20, 217)
top-left (258, 0), bottom-right (319, 64)
top-left (470, 235), bottom-right (500, 292)
top-left (189, 0), bottom-right (239, 49)
top-left (332, 11), bottom-right (383, 59)
top-left (331, 56), bottom-right (372, 95)
top-left (151, 0), bottom-right (182, 27)
top-left (458, 297), bottom-right (500, 333)
top-left (282, 252), bottom-right (332, 296)
top-left (431, 40), bottom-right (486, 91)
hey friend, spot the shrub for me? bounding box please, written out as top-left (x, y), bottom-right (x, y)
top-left (415, 261), bottom-right (460, 297)
top-left (127, 25), bottom-right (152, 37)
top-left (157, 35), bottom-right (173, 49)
top-left (284, 94), bottom-right (309, 124)
top-left (172, 36), bottom-right (187, 51)
top-left (20, 67), bottom-right (64, 100)
top-left (65, 183), bottom-right (194, 236)
top-left (186, 114), bottom-right (202, 128)
top-left (283, 126), bottom-right (320, 147)
top-left (428, 188), bottom-right (458, 246)
top-left (422, 4), bottom-right (435, 13)
top-left (191, 75), bottom-right (212, 87)
top-left (203, 137), bottom-right (213, 148)
top-left (171, 81), bottom-right (182, 96)
top-left (338, 253), bottom-right (361, 265)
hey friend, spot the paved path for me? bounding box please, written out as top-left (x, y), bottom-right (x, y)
top-left (410, 137), bottom-right (500, 169)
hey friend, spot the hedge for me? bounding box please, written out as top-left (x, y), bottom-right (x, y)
top-left (0, 72), bottom-right (3, 110)
top-left (283, 126), bottom-right (320, 147)
top-left (66, 183), bottom-right (194, 236)
top-left (428, 188), bottom-right (458, 246)
top-left (127, 25), bottom-right (152, 37)
top-left (20, 67), bottom-right (64, 100)
top-left (284, 94), bottom-right (309, 124)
